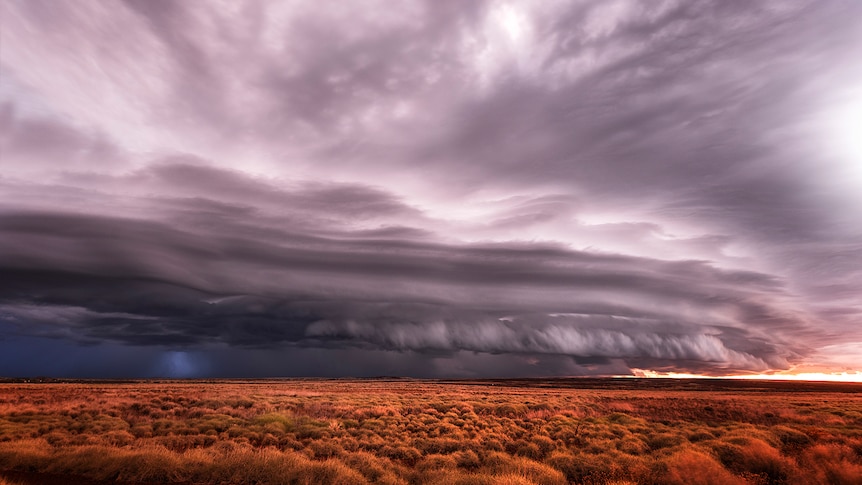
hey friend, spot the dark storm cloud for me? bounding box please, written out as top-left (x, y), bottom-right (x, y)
top-left (0, 202), bottom-right (806, 373)
top-left (1, 0), bottom-right (861, 377)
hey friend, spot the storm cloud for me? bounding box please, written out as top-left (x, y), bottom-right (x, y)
top-left (1, 1), bottom-right (860, 377)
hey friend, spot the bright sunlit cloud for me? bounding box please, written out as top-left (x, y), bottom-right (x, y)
top-left (831, 93), bottom-right (862, 164)
top-left (627, 369), bottom-right (862, 383)
top-left (817, 89), bottom-right (862, 190)
top-left (498, 4), bottom-right (527, 44)
top-left (728, 372), bottom-right (862, 383)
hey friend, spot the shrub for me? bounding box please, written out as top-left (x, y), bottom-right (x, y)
top-left (607, 413), bottom-right (639, 425)
top-left (342, 451), bottom-right (405, 485)
top-left (660, 449), bottom-right (745, 485)
top-left (415, 468), bottom-right (466, 485)
top-left (617, 437), bottom-right (648, 455)
top-left (513, 441), bottom-right (543, 459)
top-left (379, 445), bottom-right (421, 466)
top-left (771, 425), bottom-right (811, 452)
top-left (102, 430), bottom-right (135, 447)
top-left (646, 432), bottom-right (684, 451)
top-left (506, 456), bottom-right (566, 485)
top-left (416, 437), bottom-right (462, 454)
top-left (303, 459), bottom-right (368, 485)
top-left (711, 438), bottom-right (794, 483)
top-left (454, 449), bottom-right (481, 469)
top-left (797, 444), bottom-right (862, 485)
top-left (546, 451), bottom-right (603, 483)
top-left (531, 435), bottom-right (555, 456)
top-left (495, 404), bottom-right (527, 418)
top-left (464, 473), bottom-right (531, 485)
top-left (309, 440), bottom-right (344, 459)
top-left (417, 453), bottom-right (458, 472)
top-left (254, 413), bottom-right (293, 432)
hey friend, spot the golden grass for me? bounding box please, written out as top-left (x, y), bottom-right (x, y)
top-left (0, 379), bottom-right (860, 484)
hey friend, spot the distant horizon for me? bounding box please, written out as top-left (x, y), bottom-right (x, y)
top-left (2, 1), bottom-right (861, 378)
top-left (4, 372), bottom-right (862, 384)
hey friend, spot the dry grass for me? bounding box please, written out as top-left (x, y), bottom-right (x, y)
top-left (0, 379), bottom-right (860, 484)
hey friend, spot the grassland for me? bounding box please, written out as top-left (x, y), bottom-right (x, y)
top-left (0, 378), bottom-right (860, 484)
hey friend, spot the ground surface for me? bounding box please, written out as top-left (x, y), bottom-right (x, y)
top-left (0, 378), bottom-right (860, 484)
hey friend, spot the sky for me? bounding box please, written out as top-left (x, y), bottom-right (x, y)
top-left (1, 0), bottom-right (861, 379)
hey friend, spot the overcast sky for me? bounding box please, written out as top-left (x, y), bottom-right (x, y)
top-left (1, 0), bottom-right (861, 378)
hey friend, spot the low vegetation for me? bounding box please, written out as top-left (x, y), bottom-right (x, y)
top-left (0, 379), bottom-right (860, 484)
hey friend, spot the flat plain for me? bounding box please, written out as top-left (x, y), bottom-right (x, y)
top-left (0, 378), bottom-right (860, 485)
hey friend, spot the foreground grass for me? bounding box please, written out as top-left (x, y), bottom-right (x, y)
top-left (0, 379), bottom-right (861, 484)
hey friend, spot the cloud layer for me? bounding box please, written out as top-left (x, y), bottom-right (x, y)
top-left (1, 0), bottom-right (861, 377)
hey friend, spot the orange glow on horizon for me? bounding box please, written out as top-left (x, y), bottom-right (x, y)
top-left (726, 372), bottom-right (862, 383)
top-left (626, 369), bottom-right (862, 383)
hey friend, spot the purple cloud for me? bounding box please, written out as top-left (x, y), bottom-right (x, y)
top-left (1, 0), bottom-right (861, 377)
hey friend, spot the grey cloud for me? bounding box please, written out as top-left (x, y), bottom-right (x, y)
top-left (142, 161), bottom-right (423, 223)
top-left (305, 315), bottom-right (783, 372)
top-left (0, 103), bottom-right (122, 175)
top-left (0, 204), bottom-right (811, 373)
